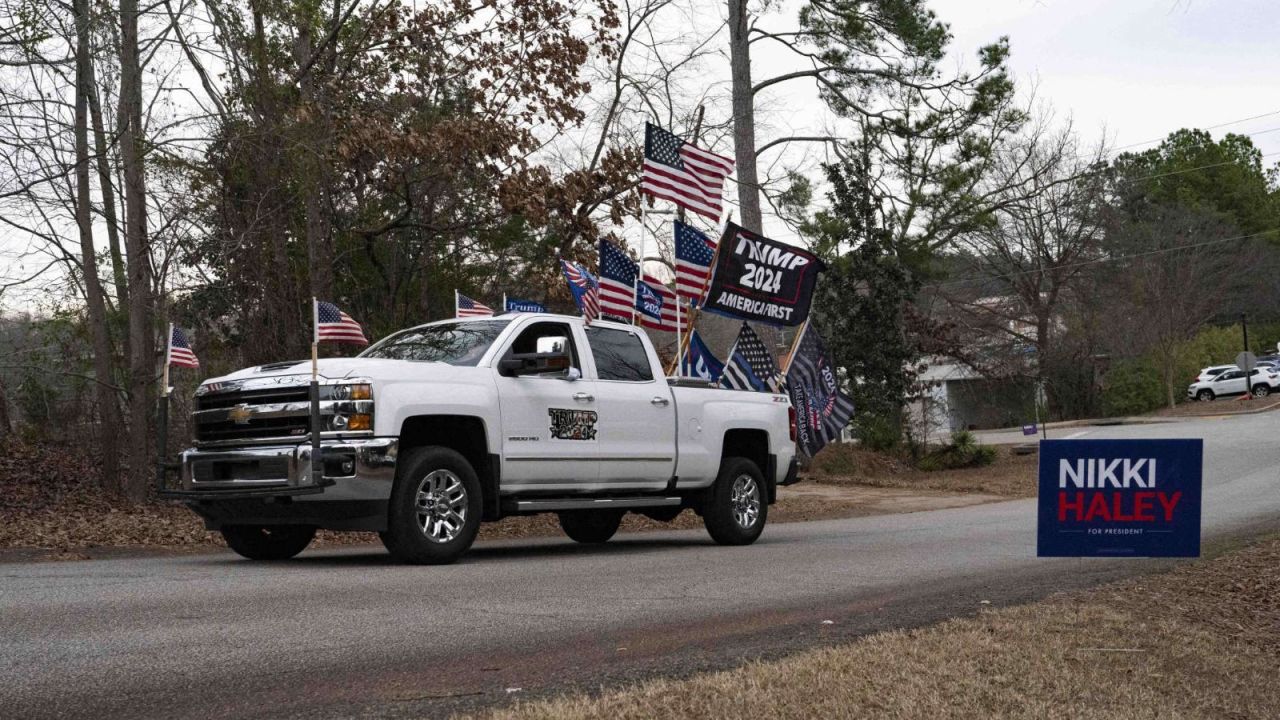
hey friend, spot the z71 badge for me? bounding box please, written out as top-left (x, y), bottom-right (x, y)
top-left (548, 408), bottom-right (598, 441)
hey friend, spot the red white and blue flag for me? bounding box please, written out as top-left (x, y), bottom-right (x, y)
top-left (598, 239), bottom-right (638, 322)
top-left (166, 325), bottom-right (199, 369)
top-left (314, 300), bottom-right (368, 345)
top-left (560, 259), bottom-right (599, 324)
top-left (455, 292), bottom-right (494, 318)
top-left (641, 123), bottom-right (734, 221)
top-left (674, 220), bottom-right (716, 304)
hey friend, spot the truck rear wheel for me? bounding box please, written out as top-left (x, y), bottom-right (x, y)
top-left (558, 509), bottom-right (624, 543)
top-left (702, 457), bottom-right (768, 546)
top-left (221, 525), bottom-right (316, 561)
top-left (381, 446), bottom-right (482, 565)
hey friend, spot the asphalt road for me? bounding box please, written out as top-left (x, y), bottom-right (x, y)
top-left (4, 412), bottom-right (1279, 719)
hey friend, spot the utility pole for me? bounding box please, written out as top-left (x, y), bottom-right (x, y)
top-left (1242, 313), bottom-right (1252, 396)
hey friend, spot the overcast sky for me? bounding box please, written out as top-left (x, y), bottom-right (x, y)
top-left (934, 0), bottom-right (1280, 157)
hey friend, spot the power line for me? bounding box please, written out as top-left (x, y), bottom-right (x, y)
top-left (1108, 108), bottom-right (1280, 154)
top-left (932, 227), bottom-right (1280, 290)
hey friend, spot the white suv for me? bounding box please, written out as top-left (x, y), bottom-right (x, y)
top-left (1188, 367), bottom-right (1280, 401)
top-left (1194, 364), bottom-right (1237, 383)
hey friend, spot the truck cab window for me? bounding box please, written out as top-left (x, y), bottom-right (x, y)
top-left (586, 327), bottom-right (653, 382)
top-left (360, 320), bottom-right (509, 365)
top-left (504, 322), bottom-right (580, 376)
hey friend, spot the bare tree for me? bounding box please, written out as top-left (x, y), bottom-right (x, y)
top-left (942, 120), bottom-right (1109, 407)
top-left (1107, 207), bottom-right (1261, 408)
top-left (74, 0), bottom-right (123, 486)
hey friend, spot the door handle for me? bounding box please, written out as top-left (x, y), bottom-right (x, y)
top-left (573, 392), bottom-right (594, 402)
top-left (651, 396), bottom-right (670, 406)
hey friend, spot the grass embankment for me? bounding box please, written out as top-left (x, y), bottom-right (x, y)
top-left (477, 535), bottom-right (1280, 720)
top-left (806, 443), bottom-right (1038, 498)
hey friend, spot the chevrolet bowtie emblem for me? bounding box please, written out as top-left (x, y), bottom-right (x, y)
top-left (228, 404), bottom-right (253, 425)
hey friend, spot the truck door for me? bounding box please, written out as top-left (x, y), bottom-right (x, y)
top-left (583, 325), bottom-right (676, 490)
top-left (495, 320), bottom-right (602, 494)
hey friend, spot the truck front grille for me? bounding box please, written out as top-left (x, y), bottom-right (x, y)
top-left (195, 387), bottom-right (310, 410)
top-left (195, 415), bottom-right (311, 444)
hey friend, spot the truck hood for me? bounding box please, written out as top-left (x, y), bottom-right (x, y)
top-left (200, 357), bottom-right (477, 386)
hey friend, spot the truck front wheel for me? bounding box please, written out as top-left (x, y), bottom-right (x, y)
top-left (380, 446), bottom-right (482, 565)
top-left (702, 457), bottom-right (768, 546)
top-left (558, 509), bottom-right (624, 543)
top-left (221, 525), bottom-right (316, 561)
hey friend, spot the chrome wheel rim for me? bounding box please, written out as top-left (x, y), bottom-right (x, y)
top-left (730, 474), bottom-right (761, 529)
top-left (414, 470), bottom-right (468, 543)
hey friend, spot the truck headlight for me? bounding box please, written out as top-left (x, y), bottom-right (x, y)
top-left (330, 383), bottom-right (372, 401)
top-left (329, 413), bottom-right (372, 431)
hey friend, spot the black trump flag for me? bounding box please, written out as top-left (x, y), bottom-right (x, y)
top-left (703, 222), bottom-right (824, 326)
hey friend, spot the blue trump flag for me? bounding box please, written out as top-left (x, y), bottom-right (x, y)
top-left (1037, 439), bottom-right (1202, 558)
top-left (679, 330), bottom-right (724, 382)
top-left (635, 279), bottom-right (664, 322)
top-left (504, 296), bottom-right (546, 314)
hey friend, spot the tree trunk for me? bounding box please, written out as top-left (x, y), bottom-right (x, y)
top-left (74, 0), bottom-right (123, 491)
top-left (119, 0), bottom-right (155, 502)
top-left (0, 375), bottom-right (11, 442)
top-left (727, 0), bottom-right (761, 233)
top-left (294, 26), bottom-right (334, 301)
top-left (86, 62), bottom-right (129, 309)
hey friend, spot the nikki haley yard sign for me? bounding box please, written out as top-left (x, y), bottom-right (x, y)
top-left (1037, 439), bottom-right (1202, 557)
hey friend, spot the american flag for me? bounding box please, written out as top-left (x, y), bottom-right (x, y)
top-left (314, 300), bottom-right (368, 345)
top-left (560, 259), bottom-right (599, 324)
top-left (598, 239), bottom-right (638, 322)
top-left (167, 325), bottom-right (199, 369)
top-left (641, 123), bottom-right (734, 221)
top-left (719, 322), bottom-right (785, 393)
top-left (638, 273), bottom-right (678, 332)
top-left (456, 292), bottom-right (494, 318)
top-left (674, 220), bottom-right (716, 304)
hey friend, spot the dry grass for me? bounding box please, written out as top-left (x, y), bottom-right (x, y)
top-left (476, 536), bottom-right (1280, 720)
top-left (808, 444), bottom-right (1039, 498)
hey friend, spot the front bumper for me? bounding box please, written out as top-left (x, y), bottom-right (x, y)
top-left (159, 438), bottom-right (397, 501)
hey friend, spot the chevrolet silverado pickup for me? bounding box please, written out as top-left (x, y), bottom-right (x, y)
top-left (165, 314), bottom-right (799, 564)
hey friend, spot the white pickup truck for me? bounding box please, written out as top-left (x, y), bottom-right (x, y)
top-left (166, 314), bottom-right (798, 564)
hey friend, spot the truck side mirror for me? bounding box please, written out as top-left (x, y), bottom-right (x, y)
top-left (499, 351), bottom-right (571, 377)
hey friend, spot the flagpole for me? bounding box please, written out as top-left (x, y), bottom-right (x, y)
top-left (310, 297), bottom-right (322, 486)
top-left (782, 318), bottom-right (811, 375)
top-left (635, 201), bottom-right (647, 326)
top-left (162, 322), bottom-right (172, 398)
top-left (156, 323), bottom-right (173, 494)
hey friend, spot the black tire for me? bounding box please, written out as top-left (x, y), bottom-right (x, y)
top-left (702, 456), bottom-right (768, 546)
top-left (1197, 389), bottom-right (1214, 402)
top-left (380, 446), bottom-right (483, 565)
top-left (557, 510), bottom-right (624, 543)
top-left (221, 525), bottom-right (316, 561)
top-left (1253, 384), bottom-right (1271, 397)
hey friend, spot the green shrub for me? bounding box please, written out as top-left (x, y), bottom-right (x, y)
top-left (916, 431), bottom-right (997, 471)
top-left (854, 413), bottom-right (901, 452)
top-left (1101, 358), bottom-right (1165, 416)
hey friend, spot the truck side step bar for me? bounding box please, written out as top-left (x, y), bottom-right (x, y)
top-left (512, 496), bottom-right (682, 513)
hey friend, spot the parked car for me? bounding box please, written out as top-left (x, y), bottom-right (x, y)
top-left (1188, 367), bottom-right (1280, 401)
top-left (1195, 364), bottom-right (1237, 383)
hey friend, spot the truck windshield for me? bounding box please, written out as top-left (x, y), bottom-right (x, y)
top-left (360, 320), bottom-right (510, 365)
